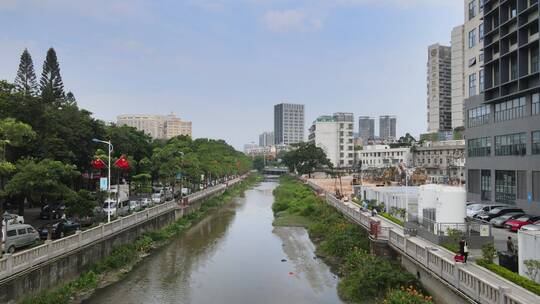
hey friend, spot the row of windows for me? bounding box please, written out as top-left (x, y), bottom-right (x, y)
top-left (468, 105), bottom-right (490, 128)
top-left (472, 169), bottom-right (540, 203)
top-left (360, 151), bottom-right (406, 157)
top-left (469, 132), bottom-right (540, 157)
top-left (495, 97), bottom-right (526, 122)
top-left (468, 24), bottom-right (484, 49)
top-left (468, 0), bottom-right (484, 20)
top-left (468, 137), bottom-right (491, 157)
top-left (495, 133), bottom-right (527, 156)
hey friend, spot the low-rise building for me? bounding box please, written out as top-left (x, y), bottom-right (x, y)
top-left (117, 113), bottom-right (192, 139)
top-left (357, 145), bottom-right (412, 169)
top-left (413, 140), bottom-right (466, 184)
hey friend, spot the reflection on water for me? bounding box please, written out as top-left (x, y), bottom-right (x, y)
top-left (84, 182), bottom-right (342, 304)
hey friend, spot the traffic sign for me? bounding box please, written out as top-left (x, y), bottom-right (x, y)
top-left (100, 177), bottom-right (108, 190)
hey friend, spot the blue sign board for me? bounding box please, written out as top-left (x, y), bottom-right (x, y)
top-left (176, 173), bottom-right (182, 180)
top-left (100, 177), bottom-right (108, 191)
top-left (528, 192), bottom-right (533, 204)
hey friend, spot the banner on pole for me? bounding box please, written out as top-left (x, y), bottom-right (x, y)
top-left (100, 177), bottom-right (108, 191)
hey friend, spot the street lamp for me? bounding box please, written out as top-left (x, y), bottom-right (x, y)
top-left (92, 138), bottom-right (113, 223)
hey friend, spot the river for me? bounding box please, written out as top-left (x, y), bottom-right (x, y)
top-left (84, 181), bottom-right (343, 304)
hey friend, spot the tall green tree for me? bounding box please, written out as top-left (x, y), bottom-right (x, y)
top-left (14, 49), bottom-right (38, 96)
top-left (40, 48), bottom-right (65, 103)
top-left (282, 142), bottom-right (331, 177)
top-left (5, 159), bottom-right (79, 215)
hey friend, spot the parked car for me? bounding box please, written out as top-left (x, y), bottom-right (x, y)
top-left (468, 204), bottom-right (508, 219)
top-left (2, 213), bottom-right (24, 225)
top-left (40, 204), bottom-right (65, 220)
top-left (1, 224), bottom-right (40, 253)
top-left (504, 215), bottom-right (540, 232)
top-left (521, 222), bottom-right (540, 231)
top-left (129, 200), bottom-right (141, 213)
top-left (152, 193), bottom-right (163, 204)
top-left (476, 207), bottom-right (524, 222)
top-left (102, 199), bottom-right (117, 217)
top-left (116, 199), bottom-right (131, 217)
top-left (140, 198), bottom-right (152, 209)
top-left (38, 219), bottom-right (81, 240)
top-left (490, 212), bottom-right (525, 228)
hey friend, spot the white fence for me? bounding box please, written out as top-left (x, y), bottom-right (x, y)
top-left (305, 180), bottom-right (540, 304)
top-left (0, 177), bottom-right (243, 281)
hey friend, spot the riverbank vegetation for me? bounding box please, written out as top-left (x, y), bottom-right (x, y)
top-left (22, 174), bottom-right (261, 304)
top-left (272, 176), bottom-right (432, 303)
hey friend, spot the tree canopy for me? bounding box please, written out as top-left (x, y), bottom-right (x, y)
top-left (281, 142), bottom-right (331, 177)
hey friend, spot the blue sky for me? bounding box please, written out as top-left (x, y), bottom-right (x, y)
top-left (0, 0), bottom-right (463, 150)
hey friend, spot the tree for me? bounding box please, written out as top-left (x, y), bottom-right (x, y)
top-left (282, 142), bottom-right (331, 177)
top-left (40, 48), bottom-right (65, 103)
top-left (65, 91), bottom-right (76, 105)
top-left (14, 49), bottom-right (38, 96)
top-left (253, 156), bottom-right (265, 171)
top-left (5, 159), bottom-right (80, 215)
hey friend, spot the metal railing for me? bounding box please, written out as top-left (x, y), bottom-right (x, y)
top-left (0, 177), bottom-right (244, 281)
top-left (303, 180), bottom-right (539, 304)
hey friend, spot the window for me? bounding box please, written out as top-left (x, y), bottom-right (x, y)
top-left (468, 1), bottom-right (477, 19)
top-left (479, 23), bottom-right (484, 42)
top-left (468, 137), bottom-right (491, 157)
top-left (468, 29), bottom-right (476, 48)
top-left (17, 229), bottom-right (26, 235)
top-left (469, 73), bottom-right (477, 97)
top-left (510, 56), bottom-right (518, 80)
top-left (479, 0), bottom-right (484, 11)
top-left (468, 104), bottom-right (490, 127)
top-left (517, 171), bottom-right (527, 200)
top-left (479, 52), bottom-right (484, 62)
top-left (533, 93), bottom-right (540, 115)
top-left (479, 69), bottom-right (485, 92)
top-left (510, 4), bottom-right (517, 18)
top-left (481, 170), bottom-right (491, 200)
top-left (531, 46), bottom-right (539, 73)
top-left (533, 131), bottom-right (540, 154)
top-left (495, 133), bottom-right (527, 156)
top-left (495, 170), bottom-right (516, 204)
top-left (7, 230), bottom-right (16, 237)
top-left (468, 169), bottom-right (480, 194)
top-left (494, 98), bottom-right (526, 122)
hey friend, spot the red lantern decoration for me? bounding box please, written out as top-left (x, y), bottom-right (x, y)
top-left (91, 158), bottom-right (106, 169)
top-left (114, 155), bottom-right (130, 170)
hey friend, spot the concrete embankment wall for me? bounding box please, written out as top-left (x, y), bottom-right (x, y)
top-left (0, 187), bottom-right (224, 304)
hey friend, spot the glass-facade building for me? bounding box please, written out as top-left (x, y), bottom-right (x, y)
top-left (464, 0), bottom-right (540, 214)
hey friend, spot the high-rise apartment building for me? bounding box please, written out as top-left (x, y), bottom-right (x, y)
top-left (258, 131), bottom-right (275, 147)
top-left (451, 0), bottom-right (485, 129)
top-left (427, 44), bottom-right (452, 132)
top-left (379, 115), bottom-right (397, 140)
top-left (117, 113), bottom-right (192, 139)
top-left (465, 0), bottom-right (540, 214)
top-left (308, 113), bottom-right (355, 167)
top-left (274, 103), bottom-right (305, 145)
top-left (358, 116), bottom-right (375, 145)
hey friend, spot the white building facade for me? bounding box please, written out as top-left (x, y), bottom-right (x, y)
top-left (357, 145), bottom-right (412, 169)
top-left (117, 113), bottom-right (192, 139)
top-left (308, 113), bottom-right (355, 167)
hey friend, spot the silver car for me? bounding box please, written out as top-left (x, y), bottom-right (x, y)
top-left (521, 221), bottom-right (540, 231)
top-left (1, 224), bottom-right (40, 253)
top-left (490, 212), bottom-right (524, 228)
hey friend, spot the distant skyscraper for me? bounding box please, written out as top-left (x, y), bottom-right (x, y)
top-left (258, 131), bottom-right (274, 147)
top-left (274, 103), bottom-right (305, 145)
top-left (379, 115), bottom-right (397, 140)
top-left (358, 116), bottom-right (375, 145)
top-left (427, 43), bottom-right (452, 132)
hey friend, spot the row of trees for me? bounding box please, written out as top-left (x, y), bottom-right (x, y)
top-left (1, 48), bottom-right (251, 217)
top-left (280, 142), bottom-right (331, 177)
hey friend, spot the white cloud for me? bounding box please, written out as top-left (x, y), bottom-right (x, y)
top-left (262, 9), bottom-right (321, 32)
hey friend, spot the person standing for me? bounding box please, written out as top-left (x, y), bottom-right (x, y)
top-left (507, 236), bottom-right (515, 255)
top-left (463, 240), bottom-right (469, 262)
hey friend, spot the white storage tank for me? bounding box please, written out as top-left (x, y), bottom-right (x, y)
top-left (435, 186), bottom-right (466, 223)
top-left (418, 184), bottom-right (438, 222)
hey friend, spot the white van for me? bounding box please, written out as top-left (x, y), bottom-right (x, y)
top-left (1, 224), bottom-right (40, 253)
top-left (116, 199), bottom-right (131, 217)
top-left (152, 193), bottom-right (163, 204)
top-left (102, 199), bottom-right (117, 217)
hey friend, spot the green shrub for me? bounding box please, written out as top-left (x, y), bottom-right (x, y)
top-left (481, 243), bottom-right (497, 264)
top-left (383, 287), bottom-right (433, 304)
top-left (380, 212), bottom-right (404, 226)
top-left (477, 260), bottom-right (540, 295)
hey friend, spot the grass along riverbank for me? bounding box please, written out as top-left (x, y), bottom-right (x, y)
top-left (23, 174), bottom-right (262, 304)
top-left (272, 176), bottom-right (432, 304)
